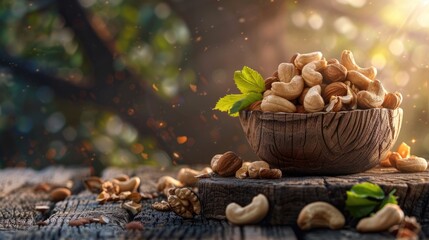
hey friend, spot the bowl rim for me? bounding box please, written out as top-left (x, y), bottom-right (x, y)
top-left (240, 107), bottom-right (403, 117)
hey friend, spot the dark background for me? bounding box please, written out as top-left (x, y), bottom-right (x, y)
top-left (0, 0), bottom-right (428, 172)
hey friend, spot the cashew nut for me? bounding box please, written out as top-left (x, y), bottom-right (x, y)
top-left (297, 201), bottom-right (345, 230)
top-left (278, 62), bottom-right (299, 83)
top-left (271, 75), bottom-right (304, 100)
top-left (157, 176), bottom-right (184, 193)
top-left (294, 51), bottom-right (323, 70)
top-left (177, 167), bottom-right (212, 187)
top-left (261, 95), bottom-right (296, 113)
top-left (302, 59), bottom-right (327, 87)
top-left (225, 194), bottom-right (269, 225)
top-left (303, 85), bottom-right (325, 113)
top-left (248, 161), bottom-right (270, 179)
top-left (396, 156), bottom-right (428, 173)
top-left (111, 176), bottom-right (141, 193)
top-left (357, 79), bottom-right (386, 109)
top-left (382, 92), bottom-right (403, 110)
top-left (341, 50), bottom-right (377, 79)
top-left (346, 70), bottom-right (373, 90)
top-left (356, 204), bottom-right (404, 232)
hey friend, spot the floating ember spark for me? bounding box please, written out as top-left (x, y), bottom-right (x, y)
top-left (176, 136), bottom-right (188, 144)
top-left (189, 84), bottom-right (197, 92)
top-left (127, 108), bottom-right (135, 116)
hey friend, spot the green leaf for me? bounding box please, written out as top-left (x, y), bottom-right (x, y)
top-left (234, 66), bottom-right (265, 94)
top-left (379, 189), bottom-right (398, 210)
top-left (213, 92), bottom-right (262, 117)
top-left (345, 182), bottom-right (399, 219)
top-left (229, 92), bottom-right (262, 116)
top-left (213, 94), bottom-right (245, 113)
top-left (350, 182), bottom-right (385, 200)
top-left (345, 191), bottom-right (379, 218)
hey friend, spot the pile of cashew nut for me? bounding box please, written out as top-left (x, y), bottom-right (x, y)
top-left (251, 50), bottom-right (402, 113)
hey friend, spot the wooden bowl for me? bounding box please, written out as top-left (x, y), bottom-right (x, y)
top-left (239, 108), bottom-right (403, 175)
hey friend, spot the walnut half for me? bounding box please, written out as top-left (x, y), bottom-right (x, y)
top-left (167, 188), bottom-right (201, 219)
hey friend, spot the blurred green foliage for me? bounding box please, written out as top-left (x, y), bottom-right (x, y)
top-left (0, 0), bottom-right (194, 169)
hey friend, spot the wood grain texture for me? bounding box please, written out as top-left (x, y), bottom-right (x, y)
top-left (239, 108), bottom-right (403, 175)
top-left (1, 166), bottom-right (426, 239)
top-left (199, 167), bottom-right (429, 227)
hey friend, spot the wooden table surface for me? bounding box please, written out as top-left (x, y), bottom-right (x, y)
top-left (0, 166), bottom-right (426, 239)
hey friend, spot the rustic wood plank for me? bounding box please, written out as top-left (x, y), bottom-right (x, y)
top-left (2, 166), bottom-right (427, 239)
top-left (0, 167), bottom-right (90, 232)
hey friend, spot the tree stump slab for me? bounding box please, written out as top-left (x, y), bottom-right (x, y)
top-left (199, 167), bottom-right (429, 227)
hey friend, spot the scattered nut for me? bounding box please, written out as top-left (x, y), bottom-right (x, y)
top-left (96, 191), bottom-right (110, 204)
top-left (380, 151), bottom-right (393, 167)
top-left (36, 221), bottom-right (48, 226)
top-left (156, 176), bottom-right (183, 193)
top-left (123, 200), bottom-right (142, 215)
top-left (248, 161), bottom-right (270, 179)
top-left (389, 216), bottom-right (421, 239)
top-left (125, 221), bottom-right (144, 231)
top-left (225, 194), bottom-right (269, 225)
top-left (102, 181), bottom-right (120, 195)
top-left (177, 167), bottom-right (212, 187)
top-left (389, 152), bottom-right (403, 168)
top-left (168, 187), bottom-right (201, 218)
top-left (112, 174), bottom-right (129, 182)
top-left (357, 204), bottom-right (404, 232)
top-left (396, 156), bottom-right (428, 173)
top-left (127, 192), bottom-right (142, 203)
top-left (34, 183), bottom-right (52, 193)
top-left (99, 215), bottom-right (110, 224)
top-left (83, 177), bottom-right (103, 193)
top-left (152, 200), bottom-right (171, 211)
top-left (235, 162), bottom-right (251, 179)
top-left (35, 205), bottom-right (50, 214)
top-left (259, 168), bottom-right (282, 179)
top-left (211, 151), bottom-right (243, 177)
top-left (118, 191), bottom-right (132, 200)
top-left (111, 176), bottom-right (141, 193)
top-left (297, 201), bottom-right (345, 230)
top-left (69, 218), bottom-right (91, 227)
top-left (50, 187), bottom-right (71, 202)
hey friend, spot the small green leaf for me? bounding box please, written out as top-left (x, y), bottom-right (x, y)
top-left (213, 94), bottom-right (245, 112)
top-left (350, 182), bottom-right (385, 200)
top-left (345, 191), bottom-right (379, 218)
top-left (345, 182), bottom-right (399, 219)
top-left (213, 93), bottom-right (262, 117)
top-left (229, 92), bottom-right (262, 116)
top-left (234, 66), bottom-right (265, 94)
top-left (379, 189), bottom-right (398, 210)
